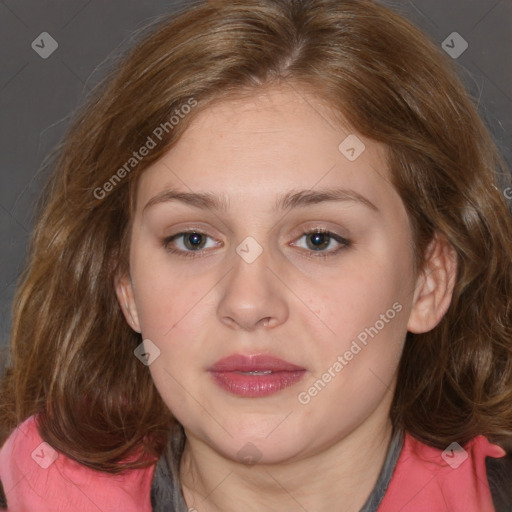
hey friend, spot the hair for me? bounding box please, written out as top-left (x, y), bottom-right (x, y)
top-left (1, 0), bottom-right (511, 474)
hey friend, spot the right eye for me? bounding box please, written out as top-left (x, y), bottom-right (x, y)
top-left (162, 230), bottom-right (222, 258)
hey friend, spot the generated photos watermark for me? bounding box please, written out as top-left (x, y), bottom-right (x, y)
top-left (93, 97), bottom-right (198, 200)
top-left (297, 301), bottom-right (403, 405)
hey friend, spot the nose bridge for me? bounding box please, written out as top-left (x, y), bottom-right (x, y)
top-left (228, 235), bottom-right (273, 300)
top-left (216, 233), bottom-right (288, 330)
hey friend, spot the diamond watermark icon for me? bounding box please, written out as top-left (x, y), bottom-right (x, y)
top-left (236, 236), bottom-right (263, 264)
top-left (441, 442), bottom-right (468, 469)
top-left (31, 442), bottom-right (58, 469)
top-left (134, 339), bottom-right (161, 366)
top-left (441, 32), bottom-right (468, 59)
top-left (236, 442), bottom-right (263, 465)
top-left (338, 134), bottom-right (365, 161)
top-left (31, 32), bottom-right (58, 59)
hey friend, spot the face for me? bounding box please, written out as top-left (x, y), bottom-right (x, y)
top-left (116, 84), bottom-right (446, 464)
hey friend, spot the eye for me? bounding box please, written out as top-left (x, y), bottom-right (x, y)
top-left (291, 229), bottom-right (351, 258)
top-left (162, 231), bottom-right (220, 258)
top-left (162, 228), bottom-right (351, 260)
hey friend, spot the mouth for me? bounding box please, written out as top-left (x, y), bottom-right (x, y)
top-left (208, 354), bottom-right (306, 397)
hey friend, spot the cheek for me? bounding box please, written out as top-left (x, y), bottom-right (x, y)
top-left (308, 255), bottom-right (408, 342)
top-left (134, 274), bottom-right (213, 343)
top-left (296, 249), bottom-right (411, 396)
top-left (296, 272), bottom-right (407, 426)
top-left (133, 270), bottom-right (211, 415)
top-left (130, 237), bottom-right (214, 337)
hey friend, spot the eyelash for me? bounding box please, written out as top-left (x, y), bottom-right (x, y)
top-left (161, 228), bottom-right (351, 260)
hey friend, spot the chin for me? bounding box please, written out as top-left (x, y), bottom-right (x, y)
top-left (213, 432), bottom-right (304, 466)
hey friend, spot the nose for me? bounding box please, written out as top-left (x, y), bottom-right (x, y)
top-left (217, 246), bottom-right (289, 331)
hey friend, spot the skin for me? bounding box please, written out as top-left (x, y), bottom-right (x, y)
top-left (116, 83), bottom-right (457, 512)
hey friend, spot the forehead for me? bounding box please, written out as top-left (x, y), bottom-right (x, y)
top-left (135, 85), bottom-right (393, 213)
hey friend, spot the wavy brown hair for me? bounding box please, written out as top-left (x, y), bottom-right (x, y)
top-left (1, 0), bottom-right (511, 472)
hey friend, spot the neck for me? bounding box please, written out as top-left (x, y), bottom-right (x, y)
top-left (178, 412), bottom-right (394, 512)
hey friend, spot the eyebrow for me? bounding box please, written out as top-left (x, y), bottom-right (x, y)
top-left (142, 187), bottom-right (378, 214)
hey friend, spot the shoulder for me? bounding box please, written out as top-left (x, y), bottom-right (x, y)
top-left (378, 431), bottom-right (510, 512)
top-left (0, 415), bottom-right (155, 512)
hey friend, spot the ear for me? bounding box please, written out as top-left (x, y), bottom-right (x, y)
top-left (407, 232), bottom-right (458, 334)
top-left (115, 272), bottom-right (142, 333)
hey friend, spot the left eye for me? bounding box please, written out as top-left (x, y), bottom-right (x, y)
top-left (291, 230), bottom-right (350, 254)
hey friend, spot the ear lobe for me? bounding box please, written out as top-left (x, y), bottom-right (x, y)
top-left (115, 273), bottom-right (142, 333)
top-left (407, 233), bottom-right (458, 334)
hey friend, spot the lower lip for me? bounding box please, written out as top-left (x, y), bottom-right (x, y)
top-left (209, 370), bottom-right (306, 397)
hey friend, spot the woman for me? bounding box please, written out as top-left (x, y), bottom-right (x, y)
top-left (1, 0), bottom-right (511, 510)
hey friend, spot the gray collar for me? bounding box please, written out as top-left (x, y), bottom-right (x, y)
top-left (359, 428), bottom-right (404, 512)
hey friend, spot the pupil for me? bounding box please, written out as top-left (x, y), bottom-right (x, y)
top-left (185, 232), bottom-right (204, 250)
top-left (308, 232), bottom-right (329, 251)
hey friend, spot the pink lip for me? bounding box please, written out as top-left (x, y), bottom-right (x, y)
top-left (209, 354), bottom-right (305, 372)
top-left (208, 354), bottom-right (306, 397)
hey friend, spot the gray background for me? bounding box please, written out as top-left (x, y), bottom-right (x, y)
top-left (1, 0), bottom-right (511, 360)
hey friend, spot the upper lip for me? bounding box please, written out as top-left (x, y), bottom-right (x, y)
top-left (209, 354), bottom-right (305, 372)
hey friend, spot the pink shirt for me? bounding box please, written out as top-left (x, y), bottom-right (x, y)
top-left (0, 416), bottom-right (154, 511)
top-left (0, 415), bottom-right (506, 511)
top-left (379, 431), bottom-right (505, 511)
